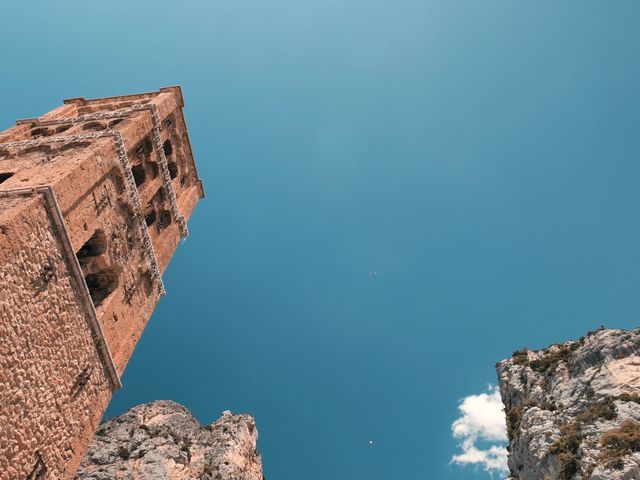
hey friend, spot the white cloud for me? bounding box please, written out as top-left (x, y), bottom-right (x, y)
top-left (450, 385), bottom-right (509, 477)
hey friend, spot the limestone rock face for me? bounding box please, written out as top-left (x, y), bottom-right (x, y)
top-left (497, 328), bottom-right (640, 480)
top-left (74, 401), bottom-right (263, 480)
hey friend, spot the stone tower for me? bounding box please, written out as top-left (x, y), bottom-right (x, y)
top-left (0, 87), bottom-right (204, 480)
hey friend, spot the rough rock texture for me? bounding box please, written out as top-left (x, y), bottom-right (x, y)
top-left (497, 328), bottom-right (640, 480)
top-left (75, 401), bottom-right (263, 480)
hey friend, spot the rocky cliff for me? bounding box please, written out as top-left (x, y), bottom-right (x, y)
top-left (74, 401), bottom-right (263, 480)
top-left (497, 328), bottom-right (640, 480)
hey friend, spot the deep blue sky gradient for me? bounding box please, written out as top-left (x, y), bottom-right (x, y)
top-left (2, 2), bottom-right (640, 479)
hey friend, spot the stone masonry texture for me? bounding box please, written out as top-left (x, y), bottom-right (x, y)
top-left (75, 401), bottom-right (264, 480)
top-left (497, 328), bottom-right (640, 479)
top-left (0, 88), bottom-right (203, 480)
top-left (0, 193), bottom-right (112, 480)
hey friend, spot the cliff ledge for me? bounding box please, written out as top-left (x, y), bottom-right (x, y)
top-left (497, 328), bottom-right (640, 480)
top-left (75, 400), bottom-right (263, 480)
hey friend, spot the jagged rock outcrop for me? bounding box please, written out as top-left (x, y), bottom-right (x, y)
top-left (497, 328), bottom-right (640, 480)
top-left (74, 401), bottom-right (263, 480)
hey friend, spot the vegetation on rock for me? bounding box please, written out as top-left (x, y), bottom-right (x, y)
top-left (598, 420), bottom-right (640, 470)
top-left (549, 422), bottom-right (582, 480)
top-left (500, 329), bottom-right (640, 480)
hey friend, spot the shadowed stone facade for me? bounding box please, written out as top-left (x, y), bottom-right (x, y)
top-left (0, 88), bottom-right (204, 480)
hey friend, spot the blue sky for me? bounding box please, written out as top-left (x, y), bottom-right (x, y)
top-left (3, 2), bottom-right (640, 478)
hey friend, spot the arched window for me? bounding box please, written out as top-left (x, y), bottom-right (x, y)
top-left (84, 270), bottom-right (118, 307)
top-left (21, 145), bottom-right (52, 155)
top-left (162, 139), bottom-right (173, 157)
top-left (58, 141), bottom-right (91, 152)
top-left (157, 210), bottom-right (172, 232)
top-left (131, 164), bottom-right (146, 187)
top-left (31, 127), bottom-right (52, 138)
top-left (55, 125), bottom-right (71, 134)
top-left (152, 187), bottom-right (165, 204)
top-left (76, 229), bottom-right (107, 261)
top-left (148, 162), bottom-right (159, 178)
top-left (135, 137), bottom-right (152, 157)
top-left (168, 161), bottom-right (178, 179)
top-left (145, 210), bottom-right (157, 226)
top-left (82, 122), bottom-right (106, 131)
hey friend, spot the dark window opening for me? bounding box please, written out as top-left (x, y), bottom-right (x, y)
top-left (0, 172), bottom-right (14, 184)
top-left (84, 270), bottom-right (118, 307)
top-left (135, 137), bottom-right (153, 158)
top-left (180, 175), bottom-right (189, 187)
top-left (157, 210), bottom-right (172, 232)
top-left (145, 210), bottom-right (157, 226)
top-left (112, 172), bottom-right (125, 194)
top-left (168, 161), bottom-right (178, 179)
top-left (135, 142), bottom-right (146, 157)
top-left (152, 187), bottom-right (165, 204)
top-left (21, 145), bottom-right (52, 155)
top-left (164, 116), bottom-right (174, 128)
top-left (0, 149), bottom-right (10, 159)
top-left (58, 141), bottom-right (91, 152)
top-left (148, 162), bottom-right (159, 178)
top-left (55, 125), bottom-right (72, 134)
top-left (162, 139), bottom-right (173, 157)
top-left (31, 127), bottom-right (52, 138)
top-left (82, 122), bottom-right (106, 131)
top-left (131, 164), bottom-right (146, 187)
top-left (118, 200), bottom-right (135, 222)
top-left (76, 229), bottom-right (107, 260)
top-left (109, 119), bottom-right (123, 128)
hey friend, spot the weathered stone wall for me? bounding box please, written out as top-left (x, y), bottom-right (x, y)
top-left (0, 89), bottom-right (203, 375)
top-left (0, 87), bottom-right (204, 480)
top-left (57, 156), bottom-right (164, 374)
top-left (0, 193), bottom-right (114, 480)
